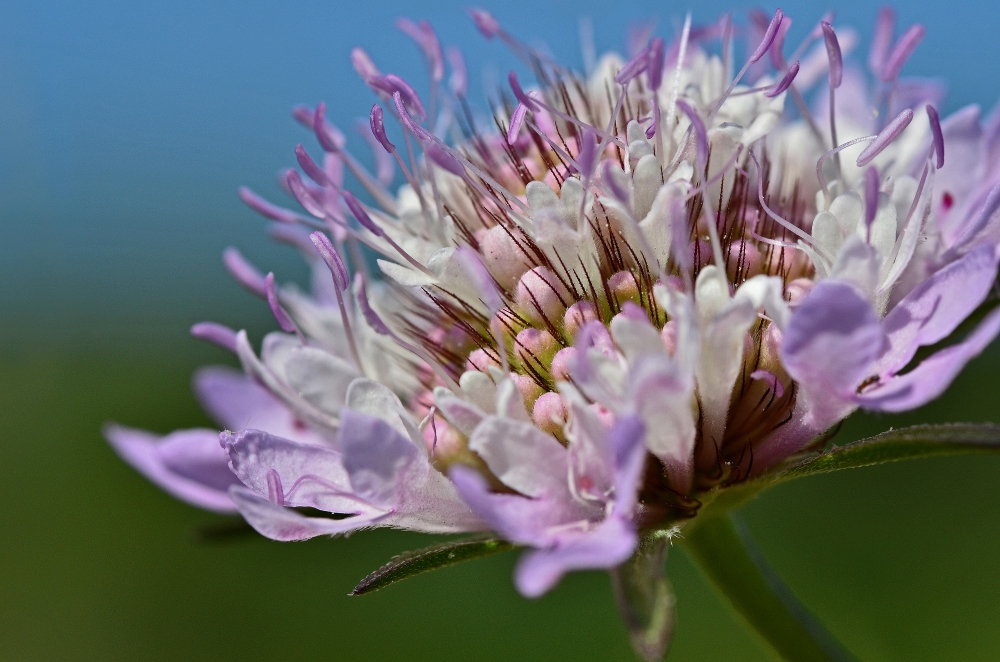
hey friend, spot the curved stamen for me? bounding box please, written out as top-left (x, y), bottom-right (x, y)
top-left (815, 135), bottom-right (876, 195)
top-left (927, 104), bottom-right (944, 168)
top-left (856, 108), bottom-right (914, 167)
top-left (310, 231), bottom-right (367, 376)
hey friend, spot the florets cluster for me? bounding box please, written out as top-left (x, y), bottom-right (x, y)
top-left (107, 7), bottom-right (1000, 598)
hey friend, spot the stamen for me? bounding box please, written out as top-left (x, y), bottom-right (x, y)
top-left (343, 191), bottom-right (435, 276)
top-left (927, 104), bottom-right (945, 168)
top-left (354, 274), bottom-right (461, 390)
top-left (396, 18), bottom-right (444, 83)
top-left (312, 102), bottom-right (346, 153)
top-left (369, 105), bottom-right (395, 153)
top-left (508, 71), bottom-right (540, 111)
top-left (507, 102), bottom-right (528, 144)
top-left (675, 100), bottom-right (707, 168)
top-left (765, 61), bottom-right (799, 98)
top-left (285, 169), bottom-right (328, 219)
top-left (392, 91), bottom-right (434, 142)
top-left (748, 150), bottom-right (825, 254)
top-left (856, 108), bottom-right (914, 167)
top-left (426, 142), bottom-right (466, 176)
top-left (190, 322), bottom-right (238, 353)
top-left (868, 7), bottom-right (895, 78)
top-left (815, 135), bottom-right (876, 194)
top-left (881, 24), bottom-right (925, 82)
top-left (647, 37), bottom-right (665, 90)
top-left (663, 13), bottom-right (691, 157)
top-left (222, 247), bottom-right (267, 297)
top-left (468, 8), bottom-right (500, 39)
top-left (447, 47), bottom-right (467, 99)
top-left (383, 74), bottom-right (428, 121)
top-left (769, 13), bottom-right (791, 70)
top-left (820, 22), bottom-right (843, 89)
top-left (864, 166), bottom-right (880, 242)
top-left (351, 47), bottom-right (381, 84)
top-left (238, 187), bottom-right (302, 224)
top-left (708, 8), bottom-right (782, 120)
top-left (265, 272), bottom-right (298, 335)
top-left (310, 232), bottom-right (366, 376)
top-left (295, 144), bottom-right (331, 187)
top-left (614, 45), bottom-right (651, 85)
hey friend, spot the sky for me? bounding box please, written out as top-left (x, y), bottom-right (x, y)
top-left (2, 0), bottom-right (997, 347)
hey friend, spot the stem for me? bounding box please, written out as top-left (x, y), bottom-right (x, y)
top-left (681, 515), bottom-right (854, 662)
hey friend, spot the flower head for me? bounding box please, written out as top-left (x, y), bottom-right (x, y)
top-left (108, 6), bottom-right (1000, 656)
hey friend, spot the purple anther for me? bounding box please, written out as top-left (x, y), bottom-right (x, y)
top-left (507, 102), bottom-right (528, 145)
top-left (285, 169), bottom-right (327, 218)
top-left (447, 46), bottom-right (468, 97)
top-left (265, 272), bottom-right (297, 334)
top-left (295, 144), bottom-right (330, 187)
top-left (647, 37), bottom-right (665, 90)
top-left (238, 186), bottom-right (299, 224)
top-left (354, 273), bottom-right (393, 336)
top-left (426, 143), bottom-right (466, 177)
top-left (367, 74), bottom-right (398, 97)
top-left (864, 166), bottom-right (880, 230)
top-left (749, 9), bottom-right (783, 64)
top-left (369, 104), bottom-right (395, 154)
top-left (868, 7), bottom-right (895, 78)
top-left (269, 224), bottom-right (318, 255)
top-left (508, 71), bottom-right (540, 112)
top-left (927, 104), bottom-right (944, 168)
top-left (820, 22), bottom-right (843, 89)
top-left (392, 91), bottom-right (434, 142)
top-left (309, 231), bottom-right (350, 292)
top-left (881, 24), bottom-right (925, 82)
top-left (313, 103), bottom-right (345, 154)
top-left (769, 14), bottom-right (791, 70)
top-left (857, 108), bottom-right (914, 167)
top-left (291, 105), bottom-right (315, 128)
top-left (766, 61), bottom-right (799, 98)
top-left (351, 47), bottom-right (381, 83)
top-left (190, 321), bottom-right (238, 353)
top-left (601, 160), bottom-right (629, 204)
top-left (614, 46), bottom-right (650, 85)
top-left (676, 100), bottom-right (708, 167)
top-left (576, 129), bottom-right (598, 181)
top-left (384, 74), bottom-right (427, 122)
top-left (223, 247), bottom-right (267, 297)
top-left (469, 8), bottom-right (500, 39)
top-left (396, 18), bottom-right (444, 83)
top-left (455, 246), bottom-right (503, 313)
top-left (342, 190), bottom-right (385, 237)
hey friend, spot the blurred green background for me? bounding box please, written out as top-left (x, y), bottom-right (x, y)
top-left (5, 0), bottom-right (1000, 660)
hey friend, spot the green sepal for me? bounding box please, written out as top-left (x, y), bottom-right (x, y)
top-left (351, 534), bottom-right (516, 596)
top-left (699, 423), bottom-right (1000, 518)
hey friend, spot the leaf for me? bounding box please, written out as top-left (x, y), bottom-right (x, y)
top-left (700, 423), bottom-right (1000, 517)
top-left (779, 422), bottom-right (1000, 479)
top-left (609, 535), bottom-right (676, 661)
top-left (351, 534), bottom-right (515, 596)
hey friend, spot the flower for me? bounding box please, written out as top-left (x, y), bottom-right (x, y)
top-left (107, 6), bottom-right (1000, 656)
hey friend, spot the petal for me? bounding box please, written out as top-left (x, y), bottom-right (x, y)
top-left (467, 416), bottom-right (570, 498)
top-left (104, 425), bottom-right (238, 513)
top-left (263, 335), bottom-right (358, 416)
top-left (448, 466), bottom-right (570, 544)
top-left (857, 306), bottom-right (1000, 412)
top-left (781, 281), bottom-right (887, 424)
top-left (877, 244), bottom-right (999, 375)
top-left (229, 486), bottom-right (385, 541)
top-left (193, 366), bottom-right (327, 445)
top-left (339, 409), bottom-right (420, 507)
top-left (513, 516), bottom-right (637, 598)
top-left (222, 428), bottom-right (372, 514)
top-left (432, 386), bottom-right (486, 436)
top-left (626, 356), bottom-right (695, 489)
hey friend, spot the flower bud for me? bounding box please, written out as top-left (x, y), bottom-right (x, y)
top-left (516, 267), bottom-right (569, 327)
top-left (563, 300), bottom-right (599, 340)
top-left (532, 392), bottom-right (568, 437)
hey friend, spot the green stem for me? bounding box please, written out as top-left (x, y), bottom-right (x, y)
top-left (682, 515), bottom-right (853, 662)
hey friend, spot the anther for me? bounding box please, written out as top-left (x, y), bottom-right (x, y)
top-left (927, 104), bottom-right (944, 168)
top-left (856, 108), bottom-right (914, 167)
top-left (223, 247), bottom-right (267, 297)
top-left (881, 24), bottom-right (925, 82)
top-left (766, 61), bottom-right (799, 98)
top-left (295, 144), bottom-right (330, 187)
top-left (238, 187), bottom-right (301, 225)
top-left (265, 273), bottom-right (298, 335)
top-left (369, 105), bottom-right (395, 154)
top-left (508, 71), bottom-right (540, 112)
top-left (190, 322), bottom-right (238, 353)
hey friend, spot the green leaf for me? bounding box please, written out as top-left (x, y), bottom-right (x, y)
top-left (683, 515), bottom-right (854, 662)
top-left (351, 534), bottom-right (516, 596)
top-left (779, 422), bottom-right (1000, 479)
top-left (610, 535), bottom-right (676, 661)
top-left (700, 423), bottom-right (1000, 518)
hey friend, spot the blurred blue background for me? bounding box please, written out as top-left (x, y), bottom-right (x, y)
top-left (3, 1), bottom-right (1000, 660)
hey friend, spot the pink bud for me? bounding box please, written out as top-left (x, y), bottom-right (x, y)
top-left (516, 267), bottom-right (569, 327)
top-left (563, 301), bottom-right (599, 340)
top-left (466, 348), bottom-right (500, 373)
top-left (532, 392), bottom-right (568, 436)
top-left (660, 320), bottom-right (677, 356)
top-left (550, 347), bottom-right (577, 381)
top-left (609, 271), bottom-right (641, 306)
top-left (479, 225), bottom-right (530, 290)
top-left (515, 328), bottom-right (560, 365)
top-left (511, 373), bottom-right (544, 408)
